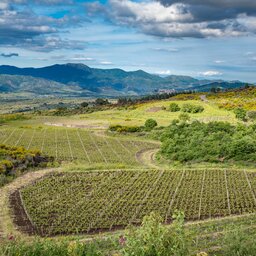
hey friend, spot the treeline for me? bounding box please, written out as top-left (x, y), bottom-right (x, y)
top-left (117, 90), bottom-right (195, 106)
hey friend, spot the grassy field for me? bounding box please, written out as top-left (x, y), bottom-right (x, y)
top-left (78, 100), bottom-right (236, 127)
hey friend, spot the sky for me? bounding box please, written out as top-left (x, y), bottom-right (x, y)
top-left (0, 0), bottom-right (256, 82)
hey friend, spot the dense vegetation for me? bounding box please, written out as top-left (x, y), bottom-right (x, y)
top-left (0, 144), bottom-right (52, 187)
top-left (208, 86), bottom-right (256, 111)
top-left (160, 121), bottom-right (256, 163)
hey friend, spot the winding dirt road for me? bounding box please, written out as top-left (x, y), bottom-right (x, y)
top-left (136, 148), bottom-right (160, 169)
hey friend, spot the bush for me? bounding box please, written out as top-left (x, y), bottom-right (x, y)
top-left (178, 113), bottom-right (190, 122)
top-left (122, 211), bottom-right (190, 256)
top-left (182, 104), bottom-right (204, 113)
top-left (169, 103), bottom-right (180, 112)
top-left (234, 108), bottom-right (247, 121)
top-left (144, 119), bottom-right (158, 131)
top-left (0, 144), bottom-right (53, 187)
top-left (247, 111), bottom-right (256, 120)
top-left (109, 125), bottom-right (142, 133)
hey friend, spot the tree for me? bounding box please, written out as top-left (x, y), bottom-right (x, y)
top-left (144, 119), bottom-right (158, 131)
top-left (169, 103), bottom-right (180, 112)
top-left (95, 98), bottom-right (109, 106)
top-left (80, 102), bottom-right (89, 108)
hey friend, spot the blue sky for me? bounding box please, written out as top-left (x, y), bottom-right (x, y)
top-left (0, 0), bottom-right (256, 82)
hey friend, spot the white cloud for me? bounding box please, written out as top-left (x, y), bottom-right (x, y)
top-left (88, 0), bottom-right (256, 38)
top-left (214, 60), bottom-right (225, 64)
top-left (153, 47), bottom-right (179, 52)
top-left (199, 70), bottom-right (223, 76)
top-left (100, 61), bottom-right (113, 65)
top-left (156, 70), bottom-right (172, 75)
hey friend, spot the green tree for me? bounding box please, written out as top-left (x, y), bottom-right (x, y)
top-left (80, 102), bottom-right (89, 108)
top-left (145, 119), bottom-right (158, 131)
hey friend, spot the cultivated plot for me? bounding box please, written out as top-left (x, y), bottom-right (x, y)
top-left (11, 169), bottom-right (256, 236)
top-left (0, 128), bottom-right (156, 166)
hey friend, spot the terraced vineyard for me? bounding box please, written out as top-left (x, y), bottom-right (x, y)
top-left (0, 128), bottom-right (155, 166)
top-left (12, 169), bottom-right (256, 236)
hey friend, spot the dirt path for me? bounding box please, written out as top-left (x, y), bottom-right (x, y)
top-left (136, 148), bottom-right (161, 169)
top-left (45, 122), bottom-right (109, 130)
top-left (0, 168), bottom-right (59, 240)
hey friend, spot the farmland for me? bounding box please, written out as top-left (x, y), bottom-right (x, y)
top-left (0, 127), bottom-right (156, 167)
top-left (11, 169), bottom-right (256, 236)
top-left (0, 92), bottom-right (256, 255)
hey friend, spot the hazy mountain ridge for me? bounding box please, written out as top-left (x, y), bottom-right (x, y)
top-left (0, 64), bottom-right (251, 97)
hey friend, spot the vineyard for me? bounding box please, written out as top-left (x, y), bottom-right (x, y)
top-left (12, 169), bottom-right (256, 236)
top-left (0, 127), bottom-right (155, 166)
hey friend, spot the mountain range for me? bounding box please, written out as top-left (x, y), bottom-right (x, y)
top-left (0, 63), bottom-right (252, 97)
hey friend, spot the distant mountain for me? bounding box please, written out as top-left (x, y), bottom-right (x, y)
top-left (191, 81), bottom-right (249, 92)
top-left (0, 74), bottom-right (84, 96)
top-left (0, 64), bottom-right (252, 97)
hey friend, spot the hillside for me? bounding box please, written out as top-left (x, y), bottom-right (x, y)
top-left (0, 74), bottom-right (83, 97)
top-left (0, 64), bottom-right (251, 97)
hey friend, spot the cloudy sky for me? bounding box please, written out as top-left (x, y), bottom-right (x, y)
top-left (0, 0), bottom-right (256, 82)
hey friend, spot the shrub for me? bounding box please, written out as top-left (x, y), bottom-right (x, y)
top-left (178, 113), bottom-right (190, 122)
top-left (109, 125), bottom-right (141, 133)
top-left (182, 104), bottom-right (204, 113)
top-left (169, 103), bottom-right (180, 112)
top-left (234, 108), bottom-right (247, 121)
top-left (0, 144), bottom-right (53, 187)
top-left (247, 111), bottom-right (256, 120)
top-left (122, 211), bottom-right (190, 256)
top-left (144, 119), bottom-right (158, 131)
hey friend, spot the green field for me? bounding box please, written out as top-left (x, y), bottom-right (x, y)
top-left (13, 169), bottom-right (256, 236)
top-left (0, 127), bottom-right (156, 167)
top-left (78, 100), bottom-right (236, 126)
